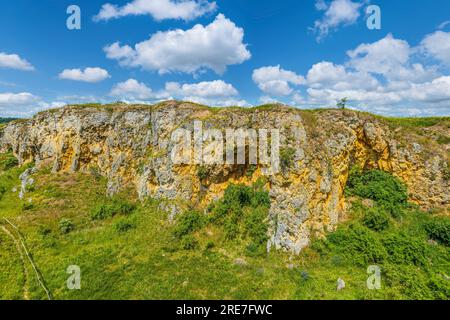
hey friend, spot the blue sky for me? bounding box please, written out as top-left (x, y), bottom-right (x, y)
top-left (1, 0), bottom-right (450, 117)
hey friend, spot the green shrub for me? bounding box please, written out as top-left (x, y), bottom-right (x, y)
top-left (382, 233), bottom-right (428, 266)
top-left (280, 147), bottom-right (296, 171)
top-left (181, 235), bottom-right (199, 250)
top-left (114, 218), bottom-right (136, 233)
top-left (251, 190), bottom-right (271, 208)
top-left (21, 202), bottom-right (34, 211)
top-left (246, 164), bottom-right (257, 177)
top-left (363, 207), bottom-right (390, 231)
top-left (197, 166), bottom-right (209, 181)
top-left (173, 183), bottom-right (271, 255)
top-left (58, 218), bottom-right (75, 234)
top-left (383, 264), bottom-right (437, 299)
top-left (211, 185), bottom-right (251, 223)
top-left (243, 206), bottom-right (269, 250)
top-left (210, 183), bottom-right (270, 251)
top-left (91, 198), bottom-right (136, 220)
top-left (205, 241), bottom-right (215, 250)
top-left (424, 218), bottom-right (450, 246)
top-left (436, 135), bottom-right (450, 145)
top-left (245, 242), bottom-right (265, 257)
top-left (223, 184), bottom-right (252, 207)
top-left (327, 225), bottom-right (387, 266)
top-left (211, 184), bottom-right (270, 224)
top-left (0, 185), bottom-right (6, 200)
top-left (37, 225), bottom-right (52, 237)
top-left (0, 156), bottom-right (18, 171)
top-left (346, 167), bottom-right (407, 215)
top-left (173, 210), bottom-right (205, 239)
top-left (224, 215), bottom-right (240, 240)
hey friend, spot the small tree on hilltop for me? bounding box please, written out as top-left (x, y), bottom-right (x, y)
top-left (337, 97), bottom-right (349, 109)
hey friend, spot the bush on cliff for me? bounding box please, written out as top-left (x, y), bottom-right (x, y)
top-left (325, 224), bottom-right (387, 266)
top-left (0, 153), bottom-right (18, 171)
top-left (424, 218), bottom-right (450, 246)
top-left (173, 210), bottom-right (205, 239)
top-left (346, 166), bottom-right (407, 216)
top-left (363, 207), bottom-right (390, 231)
top-left (91, 198), bottom-right (136, 220)
top-left (173, 181), bottom-right (271, 256)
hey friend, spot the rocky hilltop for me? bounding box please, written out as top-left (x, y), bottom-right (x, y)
top-left (0, 101), bottom-right (448, 253)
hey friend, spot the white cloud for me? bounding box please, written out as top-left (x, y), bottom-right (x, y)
top-left (259, 96), bottom-right (280, 104)
top-left (180, 96), bottom-right (248, 107)
top-left (0, 92), bottom-right (45, 117)
top-left (0, 92), bottom-right (39, 105)
top-left (306, 61), bottom-right (379, 90)
top-left (110, 79), bottom-right (153, 100)
top-left (405, 76), bottom-right (450, 103)
top-left (420, 31), bottom-right (450, 65)
top-left (315, 0), bottom-right (328, 10)
top-left (165, 80), bottom-right (247, 106)
top-left (253, 33), bottom-right (450, 116)
top-left (252, 65), bottom-right (305, 96)
top-left (347, 34), bottom-right (409, 75)
top-left (104, 14), bottom-right (251, 75)
top-left (94, 0), bottom-right (217, 22)
top-left (438, 21), bottom-right (450, 30)
top-left (0, 52), bottom-right (34, 71)
top-left (312, 0), bottom-right (364, 41)
top-left (165, 80), bottom-right (238, 98)
top-left (59, 67), bottom-right (110, 83)
top-left (347, 34), bottom-right (437, 83)
top-left (108, 78), bottom-right (246, 106)
top-left (104, 42), bottom-right (134, 61)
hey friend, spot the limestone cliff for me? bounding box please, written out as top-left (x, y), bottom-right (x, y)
top-left (0, 101), bottom-right (448, 253)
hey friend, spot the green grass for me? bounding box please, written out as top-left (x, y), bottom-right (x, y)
top-left (0, 232), bottom-right (26, 299)
top-left (0, 118), bottom-right (18, 125)
top-left (0, 154), bottom-right (448, 300)
top-left (437, 135), bottom-right (450, 145)
top-left (382, 117), bottom-right (450, 128)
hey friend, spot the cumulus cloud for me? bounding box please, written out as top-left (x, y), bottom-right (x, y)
top-left (110, 79), bottom-right (153, 100)
top-left (347, 34), bottom-right (410, 74)
top-left (252, 65), bottom-right (305, 96)
top-left (0, 92), bottom-right (45, 117)
top-left (109, 78), bottom-right (245, 106)
top-left (104, 14), bottom-right (251, 75)
top-left (420, 31), bottom-right (450, 65)
top-left (306, 61), bottom-right (379, 90)
top-left (59, 67), bottom-right (110, 83)
top-left (347, 34), bottom-right (437, 82)
top-left (254, 33), bottom-right (450, 116)
top-left (0, 92), bottom-right (39, 105)
top-left (312, 0), bottom-right (364, 41)
top-left (94, 0), bottom-right (217, 22)
top-left (165, 80), bottom-right (238, 98)
top-left (0, 52), bottom-right (34, 71)
top-left (406, 76), bottom-right (450, 103)
top-left (165, 80), bottom-right (247, 106)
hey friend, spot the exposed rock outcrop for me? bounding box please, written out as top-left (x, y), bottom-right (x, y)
top-left (1, 101), bottom-right (448, 253)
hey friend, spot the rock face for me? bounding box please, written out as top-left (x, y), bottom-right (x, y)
top-left (1, 102), bottom-right (449, 253)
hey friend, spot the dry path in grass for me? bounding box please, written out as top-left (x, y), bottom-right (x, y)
top-left (1, 218), bottom-right (52, 300)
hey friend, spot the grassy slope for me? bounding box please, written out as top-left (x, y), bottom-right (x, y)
top-left (0, 158), bottom-right (448, 300)
top-left (0, 108), bottom-right (449, 300)
top-left (0, 167), bottom-right (317, 300)
top-left (0, 118), bottom-right (18, 124)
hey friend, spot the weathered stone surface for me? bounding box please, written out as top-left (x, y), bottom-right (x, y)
top-left (1, 102), bottom-right (448, 253)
